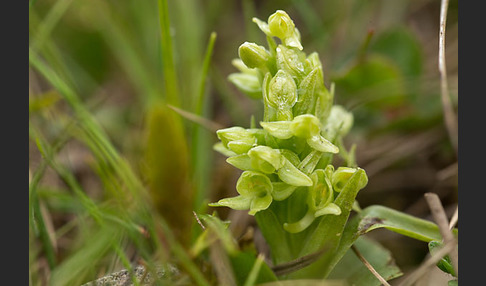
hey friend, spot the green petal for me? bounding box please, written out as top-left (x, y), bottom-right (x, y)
top-left (332, 167), bottom-right (359, 193)
top-left (236, 171), bottom-right (273, 197)
top-left (314, 203), bottom-right (341, 217)
top-left (226, 154), bottom-right (253, 171)
top-left (217, 126), bottom-right (256, 148)
top-left (228, 73), bottom-right (262, 99)
top-left (227, 140), bottom-right (255, 154)
top-left (260, 121), bottom-right (293, 139)
top-left (231, 58), bottom-right (259, 74)
top-left (249, 194), bottom-right (273, 215)
top-left (268, 70), bottom-right (298, 110)
top-left (271, 182), bottom-right (297, 201)
top-left (268, 10), bottom-right (295, 40)
top-left (323, 105), bottom-right (354, 139)
top-left (277, 157), bottom-right (313, 186)
top-left (284, 30), bottom-right (303, 50)
top-left (252, 17), bottom-right (272, 37)
top-left (307, 135), bottom-right (339, 153)
top-left (283, 209), bottom-right (315, 233)
top-left (290, 114), bottom-right (321, 139)
top-left (279, 149), bottom-right (301, 166)
top-left (298, 150), bottom-right (322, 174)
top-left (239, 42), bottom-right (270, 69)
top-left (308, 169), bottom-right (333, 210)
top-left (276, 45), bottom-right (306, 78)
top-left (293, 67), bottom-right (320, 115)
top-left (314, 88), bottom-right (333, 123)
top-left (209, 195), bottom-right (252, 210)
top-left (248, 145), bottom-right (284, 174)
top-left (213, 142), bottom-right (237, 157)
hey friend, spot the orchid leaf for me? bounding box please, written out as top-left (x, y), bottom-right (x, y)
top-left (328, 236), bottom-right (402, 285)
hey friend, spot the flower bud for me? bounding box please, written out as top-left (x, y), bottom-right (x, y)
top-left (268, 70), bottom-right (298, 112)
top-left (268, 10), bottom-right (303, 50)
top-left (276, 45), bottom-right (306, 78)
top-left (216, 127), bottom-right (256, 154)
top-left (238, 42), bottom-right (270, 69)
top-left (322, 105), bottom-right (354, 139)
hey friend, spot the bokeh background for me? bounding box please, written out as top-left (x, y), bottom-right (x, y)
top-left (29, 0), bottom-right (458, 285)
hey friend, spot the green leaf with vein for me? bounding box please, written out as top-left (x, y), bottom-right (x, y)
top-left (314, 204), bottom-right (448, 280)
top-left (328, 236), bottom-right (402, 286)
top-left (353, 205), bottom-right (448, 242)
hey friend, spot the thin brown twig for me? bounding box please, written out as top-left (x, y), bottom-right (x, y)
top-left (192, 211), bottom-right (206, 230)
top-left (351, 245), bottom-right (391, 286)
top-left (424, 193), bottom-right (458, 276)
top-left (449, 206), bottom-right (458, 230)
top-left (167, 104), bottom-right (223, 133)
top-left (438, 0), bottom-right (458, 155)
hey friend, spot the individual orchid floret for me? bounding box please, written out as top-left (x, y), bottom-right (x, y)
top-left (265, 70), bottom-right (298, 121)
top-left (260, 114), bottom-right (339, 154)
top-left (248, 145), bottom-right (285, 174)
top-left (283, 166), bottom-right (341, 233)
top-left (267, 10), bottom-right (303, 50)
top-left (322, 105), bottom-right (354, 140)
top-left (238, 42), bottom-right (271, 70)
top-left (277, 151), bottom-right (313, 187)
top-left (209, 171), bottom-right (273, 215)
top-left (216, 126), bottom-right (257, 154)
top-left (276, 45), bottom-right (306, 80)
top-left (292, 67), bottom-right (322, 116)
top-left (332, 167), bottom-right (368, 193)
top-left (228, 59), bottom-right (263, 99)
top-left (226, 146), bottom-right (313, 187)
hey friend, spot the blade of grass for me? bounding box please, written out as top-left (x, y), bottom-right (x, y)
top-left (29, 48), bottom-right (147, 202)
top-left (30, 126), bottom-right (103, 224)
top-left (30, 165), bottom-right (57, 269)
top-left (91, 1), bottom-right (161, 104)
top-left (191, 32), bottom-right (218, 211)
top-left (194, 32), bottom-right (217, 115)
top-left (30, 0), bottom-right (74, 53)
top-left (243, 254), bottom-right (266, 286)
top-left (158, 220), bottom-right (212, 286)
top-left (158, 0), bottom-right (181, 107)
top-left (168, 105), bottom-right (223, 133)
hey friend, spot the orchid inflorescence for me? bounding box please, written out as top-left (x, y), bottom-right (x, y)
top-left (210, 10), bottom-right (368, 234)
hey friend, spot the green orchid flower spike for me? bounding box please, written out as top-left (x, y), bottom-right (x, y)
top-left (211, 9), bottom-right (367, 246)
